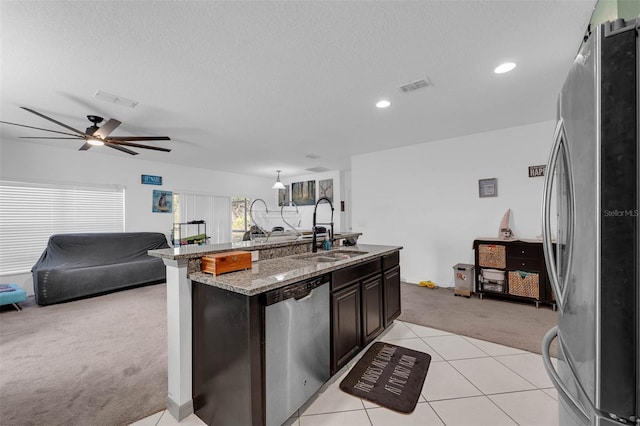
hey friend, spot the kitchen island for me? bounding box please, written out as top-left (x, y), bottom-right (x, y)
top-left (148, 236), bottom-right (401, 424)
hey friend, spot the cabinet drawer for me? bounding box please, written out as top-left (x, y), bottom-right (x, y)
top-left (508, 244), bottom-right (542, 259)
top-left (381, 251), bottom-right (399, 270)
top-left (507, 257), bottom-right (542, 271)
top-left (332, 259), bottom-right (381, 292)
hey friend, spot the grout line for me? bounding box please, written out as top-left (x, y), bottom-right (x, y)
top-left (154, 410), bottom-right (165, 426)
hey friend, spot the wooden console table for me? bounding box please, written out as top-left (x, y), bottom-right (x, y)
top-left (473, 238), bottom-right (556, 310)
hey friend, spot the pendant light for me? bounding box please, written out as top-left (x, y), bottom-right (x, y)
top-left (272, 170), bottom-right (285, 189)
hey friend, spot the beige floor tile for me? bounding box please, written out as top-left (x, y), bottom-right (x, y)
top-left (367, 402), bottom-right (444, 425)
top-left (421, 361), bottom-right (482, 401)
top-left (378, 337), bottom-right (443, 362)
top-left (495, 353), bottom-right (556, 388)
top-left (130, 410), bottom-right (164, 426)
top-left (421, 335), bottom-right (488, 360)
top-left (299, 369), bottom-right (365, 416)
top-left (449, 357), bottom-right (537, 394)
top-left (463, 336), bottom-right (528, 356)
top-left (156, 411), bottom-right (206, 426)
top-left (381, 321), bottom-right (419, 340)
top-left (401, 322), bottom-right (452, 338)
top-left (542, 387), bottom-right (559, 401)
top-left (299, 409), bottom-right (371, 426)
top-left (430, 396), bottom-right (517, 426)
top-left (489, 389), bottom-right (559, 426)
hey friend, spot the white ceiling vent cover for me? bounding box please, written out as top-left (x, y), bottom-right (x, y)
top-left (306, 166), bottom-right (329, 173)
top-left (94, 91), bottom-right (139, 108)
top-left (399, 78), bottom-right (433, 93)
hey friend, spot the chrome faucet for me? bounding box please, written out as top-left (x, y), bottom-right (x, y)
top-left (312, 196), bottom-right (334, 253)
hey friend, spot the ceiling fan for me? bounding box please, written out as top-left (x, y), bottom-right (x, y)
top-left (0, 106), bottom-right (171, 155)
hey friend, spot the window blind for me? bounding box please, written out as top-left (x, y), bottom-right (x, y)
top-left (0, 180), bottom-right (125, 275)
top-left (176, 193), bottom-right (231, 244)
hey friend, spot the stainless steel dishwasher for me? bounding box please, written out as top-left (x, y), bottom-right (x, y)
top-left (264, 274), bottom-right (330, 426)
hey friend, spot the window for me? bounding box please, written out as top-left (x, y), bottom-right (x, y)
top-left (0, 179), bottom-right (125, 275)
top-left (174, 192), bottom-right (231, 245)
top-left (231, 197), bottom-right (253, 242)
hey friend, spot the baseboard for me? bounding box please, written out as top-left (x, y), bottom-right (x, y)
top-left (166, 397), bottom-right (194, 422)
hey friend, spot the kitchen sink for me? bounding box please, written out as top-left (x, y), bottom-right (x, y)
top-left (294, 250), bottom-right (369, 263)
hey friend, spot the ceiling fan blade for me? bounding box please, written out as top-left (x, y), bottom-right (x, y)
top-left (92, 118), bottom-right (121, 139)
top-left (107, 140), bottom-right (171, 152)
top-left (0, 120), bottom-right (82, 137)
top-left (104, 141), bottom-right (138, 155)
top-left (108, 136), bottom-right (170, 141)
top-left (20, 107), bottom-right (87, 135)
top-left (20, 136), bottom-right (83, 139)
top-left (79, 142), bottom-right (93, 151)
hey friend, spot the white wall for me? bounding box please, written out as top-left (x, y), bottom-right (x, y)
top-left (351, 120), bottom-right (556, 287)
top-left (276, 170), bottom-right (344, 233)
top-left (0, 139), bottom-right (273, 292)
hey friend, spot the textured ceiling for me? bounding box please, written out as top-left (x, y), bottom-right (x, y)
top-left (0, 0), bottom-right (596, 178)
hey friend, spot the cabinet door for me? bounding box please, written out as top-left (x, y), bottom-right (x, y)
top-left (383, 266), bottom-right (401, 326)
top-left (362, 274), bottom-right (384, 345)
top-left (331, 283), bottom-right (361, 373)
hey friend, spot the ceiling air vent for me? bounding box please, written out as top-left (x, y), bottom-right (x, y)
top-left (306, 166), bottom-right (329, 173)
top-left (399, 78), bottom-right (433, 93)
top-left (94, 91), bottom-right (138, 108)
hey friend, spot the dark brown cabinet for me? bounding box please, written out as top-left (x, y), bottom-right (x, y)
top-left (383, 265), bottom-right (401, 326)
top-left (473, 238), bottom-right (555, 309)
top-left (330, 251), bottom-right (401, 374)
top-left (331, 283), bottom-right (362, 370)
top-left (362, 274), bottom-right (384, 345)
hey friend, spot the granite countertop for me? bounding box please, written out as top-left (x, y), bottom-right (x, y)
top-left (189, 243), bottom-right (402, 296)
top-left (148, 232), bottom-right (362, 261)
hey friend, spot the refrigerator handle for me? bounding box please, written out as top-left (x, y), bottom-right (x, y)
top-left (542, 120), bottom-right (565, 312)
top-left (542, 326), bottom-right (591, 423)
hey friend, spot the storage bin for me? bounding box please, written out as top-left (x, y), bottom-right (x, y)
top-left (508, 270), bottom-right (539, 299)
top-left (481, 281), bottom-right (505, 293)
top-left (478, 244), bottom-right (506, 268)
top-left (481, 268), bottom-right (505, 282)
top-left (453, 263), bottom-right (475, 297)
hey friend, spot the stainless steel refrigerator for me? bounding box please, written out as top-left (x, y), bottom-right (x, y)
top-left (541, 17), bottom-right (639, 426)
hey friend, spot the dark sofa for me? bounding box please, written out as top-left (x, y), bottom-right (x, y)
top-left (32, 232), bottom-right (169, 306)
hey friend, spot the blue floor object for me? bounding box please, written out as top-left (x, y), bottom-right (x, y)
top-left (0, 284), bottom-right (27, 311)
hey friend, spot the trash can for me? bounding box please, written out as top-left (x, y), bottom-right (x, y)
top-left (453, 263), bottom-right (475, 297)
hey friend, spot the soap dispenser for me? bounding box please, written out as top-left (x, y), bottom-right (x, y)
top-left (323, 236), bottom-right (331, 251)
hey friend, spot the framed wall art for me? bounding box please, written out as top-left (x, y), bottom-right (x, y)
top-left (291, 180), bottom-right (316, 206)
top-left (318, 178), bottom-right (334, 203)
top-left (478, 178), bottom-right (498, 198)
top-left (278, 185), bottom-right (290, 207)
top-left (152, 190), bottom-right (173, 212)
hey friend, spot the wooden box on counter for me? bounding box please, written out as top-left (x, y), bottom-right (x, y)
top-left (202, 251), bottom-right (252, 275)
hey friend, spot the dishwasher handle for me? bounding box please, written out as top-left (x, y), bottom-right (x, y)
top-left (265, 274), bottom-right (330, 305)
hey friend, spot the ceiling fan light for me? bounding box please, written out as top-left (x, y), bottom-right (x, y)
top-left (88, 138), bottom-right (104, 146)
top-left (494, 62), bottom-right (516, 74)
top-left (272, 170), bottom-right (286, 189)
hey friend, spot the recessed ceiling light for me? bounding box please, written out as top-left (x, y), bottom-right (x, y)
top-left (376, 100), bottom-right (391, 108)
top-left (494, 62), bottom-right (516, 74)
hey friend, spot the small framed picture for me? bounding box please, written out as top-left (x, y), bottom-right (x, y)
top-left (152, 190), bottom-right (173, 212)
top-left (478, 178), bottom-right (498, 198)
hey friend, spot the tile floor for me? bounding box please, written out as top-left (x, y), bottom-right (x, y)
top-left (132, 321), bottom-right (559, 426)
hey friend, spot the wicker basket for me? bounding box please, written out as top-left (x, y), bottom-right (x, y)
top-left (508, 271), bottom-right (539, 299)
top-left (478, 244), bottom-right (506, 268)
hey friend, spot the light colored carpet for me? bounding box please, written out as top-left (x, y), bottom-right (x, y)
top-left (398, 283), bottom-right (558, 356)
top-left (0, 284), bottom-right (167, 426)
